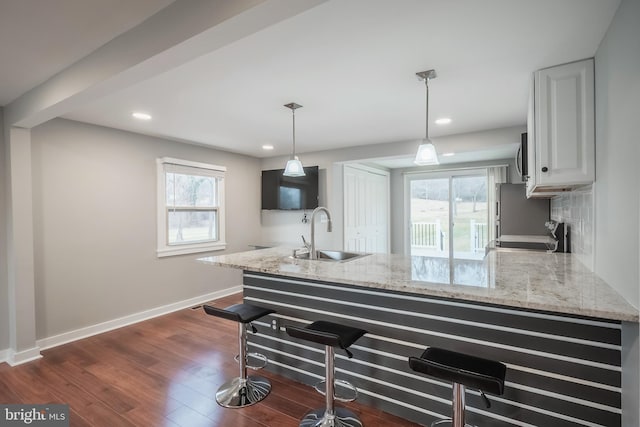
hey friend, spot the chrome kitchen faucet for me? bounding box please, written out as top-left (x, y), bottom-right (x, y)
top-left (310, 207), bottom-right (332, 260)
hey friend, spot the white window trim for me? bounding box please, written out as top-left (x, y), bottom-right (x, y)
top-left (156, 157), bottom-right (227, 257)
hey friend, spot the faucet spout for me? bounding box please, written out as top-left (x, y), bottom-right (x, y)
top-left (310, 207), bottom-right (333, 260)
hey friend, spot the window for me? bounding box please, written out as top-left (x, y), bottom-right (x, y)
top-left (157, 157), bottom-right (226, 257)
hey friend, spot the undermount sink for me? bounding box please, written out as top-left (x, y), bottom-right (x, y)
top-left (292, 249), bottom-right (369, 262)
top-left (316, 250), bottom-right (368, 261)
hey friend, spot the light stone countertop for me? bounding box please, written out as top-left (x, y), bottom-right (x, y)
top-left (198, 246), bottom-right (639, 322)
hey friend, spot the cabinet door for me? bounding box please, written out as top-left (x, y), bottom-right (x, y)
top-left (535, 59), bottom-right (594, 186)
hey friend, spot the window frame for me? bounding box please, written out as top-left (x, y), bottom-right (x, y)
top-left (156, 157), bottom-right (226, 257)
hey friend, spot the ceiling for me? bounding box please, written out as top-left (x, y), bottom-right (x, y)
top-left (0, 0), bottom-right (175, 106)
top-left (1, 0), bottom-right (620, 164)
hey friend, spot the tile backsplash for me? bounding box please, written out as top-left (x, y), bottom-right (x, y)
top-left (551, 185), bottom-right (594, 271)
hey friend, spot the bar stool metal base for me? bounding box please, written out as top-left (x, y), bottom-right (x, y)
top-left (430, 382), bottom-right (473, 427)
top-left (215, 375), bottom-right (272, 408)
top-left (299, 407), bottom-right (363, 427)
top-left (285, 322), bottom-right (367, 427)
top-left (431, 420), bottom-right (474, 427)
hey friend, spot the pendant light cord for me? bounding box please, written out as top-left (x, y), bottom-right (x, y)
top-left (292, 108), bottom-right (296, 159)
top-left (425, 77), bottom-right (430, 140)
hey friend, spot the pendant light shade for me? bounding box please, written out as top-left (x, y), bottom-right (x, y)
top-left (284, 156), bottom-right (305, 177)
top-left (283, 102), bottom-right (305, 177)
top-left (414, 70), bottom-right (439, 166)
top-left (415, 140), bottom-right (438, 164)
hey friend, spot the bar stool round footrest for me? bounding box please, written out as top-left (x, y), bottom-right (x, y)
top-left (431, 419), bottom-right (474, 427)
top-left (215, 375), bottom-right (272, 408)
top-left (312, 379), bottom-right (358, 402)
top-left (234, 352), bottom-right (268, 370)
top-left (299, 407), bottom-right (363, 427)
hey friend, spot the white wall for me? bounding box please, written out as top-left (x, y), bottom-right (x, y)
top-left (30, 119), bottom-right (261, 340)
top-left (594, 0), bottom-right (640, 310)
top-left (0, 107), bottom-right (8, 353)
top-left (592, 0), bottom-right (640, 424)
top-left (260, 126), bottom-right (523, 253)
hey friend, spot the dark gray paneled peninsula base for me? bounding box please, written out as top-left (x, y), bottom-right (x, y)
top-left (243, 271), bottom-right (620, 427)
top-left (199, 247), bottom-right (638, 427)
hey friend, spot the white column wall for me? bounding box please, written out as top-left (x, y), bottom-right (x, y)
top-left (5, 127), bottom-right (40, 364)
top-left (0, 108), bottom-right (8, 355)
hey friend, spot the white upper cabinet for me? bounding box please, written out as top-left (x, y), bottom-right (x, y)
top-left (526, 58), bottom-right (595, 198)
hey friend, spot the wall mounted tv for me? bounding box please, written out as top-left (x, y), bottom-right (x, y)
top-left (261, 166), bottom-right (319, 210)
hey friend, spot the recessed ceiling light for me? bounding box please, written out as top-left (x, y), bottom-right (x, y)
top-left (132, 112), bottom-right (152, 120)
top-left (262, 144), bottom-right (274, 150)
top-left (435, 118), bottom-right (452, 125)
top-left (442, 152), bottom-right (455, 157)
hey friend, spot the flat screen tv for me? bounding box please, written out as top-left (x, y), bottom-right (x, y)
top-left (261, 166), bottom-right (319, 210)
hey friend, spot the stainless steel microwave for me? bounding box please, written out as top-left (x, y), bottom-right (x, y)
top-left (515, 132), bottom-right (528, 181)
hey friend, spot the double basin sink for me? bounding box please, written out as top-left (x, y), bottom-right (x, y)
top-left (292, 249), bottom-right (369, 263)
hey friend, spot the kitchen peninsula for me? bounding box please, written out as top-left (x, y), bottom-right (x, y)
top-left (199, 247), bottom-right (638, 426)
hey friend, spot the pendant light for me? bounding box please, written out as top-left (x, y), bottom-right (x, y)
top-left (283, 102), bottom-right (305, 177)
top-left (414, 69), bottom-right (439, 166)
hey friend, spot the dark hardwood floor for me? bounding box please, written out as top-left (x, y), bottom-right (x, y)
top-left (0, 293), bottom-right (423, 426)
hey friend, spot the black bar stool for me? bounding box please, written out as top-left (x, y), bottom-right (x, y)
top-left (409, 347), bottom-right (506, 427)
top-left (203, 303), bottom-right (275, 408)
top-left (286, 320), bottom-right (367, 427)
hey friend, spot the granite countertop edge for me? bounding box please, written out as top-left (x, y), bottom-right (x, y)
top-left (198, 247), bottom-right (639, 323)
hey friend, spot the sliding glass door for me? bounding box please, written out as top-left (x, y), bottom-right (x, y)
top-left (409, 177), bottom-right (449, 257)
top-left (407, 169), bottom-right (490, 286)
top-left (451, 174), bottom-right (488, 259)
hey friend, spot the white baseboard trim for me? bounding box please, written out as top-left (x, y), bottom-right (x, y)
top-left (36, 286), bottom-right (242, 351)
top-left (7, 347), bottom-right (43, 366)
top-left (0, 348), bottom-right (8, 364)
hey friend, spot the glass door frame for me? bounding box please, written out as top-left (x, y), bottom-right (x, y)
top-left (403, 168), bottom-right (489, 258)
